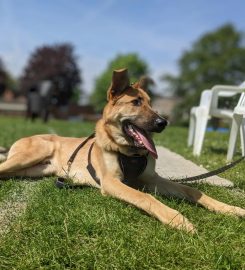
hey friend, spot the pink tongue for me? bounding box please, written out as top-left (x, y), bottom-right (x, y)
top-left (134, 127), bottom-right (158, 159)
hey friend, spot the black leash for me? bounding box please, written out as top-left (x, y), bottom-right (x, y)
top-left (171, 155), bottom-right (245, 183)
top-left (55, 131), bottom-right (245, 188)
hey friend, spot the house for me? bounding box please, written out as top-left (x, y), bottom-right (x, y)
top-left (0, 89), bottom-right (27, 116)
top-left (151, 95), bottom-right (182, 121)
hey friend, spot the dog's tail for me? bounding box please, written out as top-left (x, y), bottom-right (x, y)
top-left (0, 147), bottom-right (8, 162)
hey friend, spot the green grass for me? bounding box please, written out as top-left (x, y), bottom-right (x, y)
top-left (0, 116), bottom-right (244, 270)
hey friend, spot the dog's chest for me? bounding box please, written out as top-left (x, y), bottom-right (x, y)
top-left (118, 153), bottom-right (148, 181)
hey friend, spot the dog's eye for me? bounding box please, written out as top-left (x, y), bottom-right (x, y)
top-left (132, 98), bottom-right (142, 106)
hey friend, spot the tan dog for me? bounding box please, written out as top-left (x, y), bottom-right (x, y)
top-left (0, 68), bottom-right (244, 233)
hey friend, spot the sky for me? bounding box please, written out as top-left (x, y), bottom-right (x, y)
top-left (1, 0), bottom-right (245, 95)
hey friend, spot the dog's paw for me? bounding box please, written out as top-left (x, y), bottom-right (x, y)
top-left (179, 221), bottom-right (197, 234)
top-left (231, 206), bottom-right (245, 217)
top-left (221, 205), bottom-right (245, 218)
top-left (169, 215), bottom-right (197, 234)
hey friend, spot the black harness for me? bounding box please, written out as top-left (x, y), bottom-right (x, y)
top-left (56, 133), bottom-right (148, 188)
top-left (56, 133), bottom-right (245, 189)
top-left (86, 142), bottom-right (148, 185)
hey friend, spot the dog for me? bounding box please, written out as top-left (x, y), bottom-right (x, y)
top-left (0, 68), bottom-right (244, 233)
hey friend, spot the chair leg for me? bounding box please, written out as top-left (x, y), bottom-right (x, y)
top-left (193, 109), bottom-right (209, 156)
top-left (240, 118), bottom-right (245, 156)
top-left (227, 114), bottom-right (242, 162)
top-left (188, 113), bottom-right (196, 147)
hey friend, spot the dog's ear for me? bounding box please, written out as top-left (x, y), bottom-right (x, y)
top-left (134, 76), bottom-right (155, 92)
top-left (138, 76), bottom-right (148, 91)
top-left (107, 68), bottom-right (130, 100)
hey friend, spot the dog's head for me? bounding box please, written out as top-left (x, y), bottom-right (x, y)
top-left (103, 68), bottom-right (168, 159)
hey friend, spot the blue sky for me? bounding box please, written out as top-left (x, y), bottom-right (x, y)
top-left (1, 0), bottom-right (245, 94)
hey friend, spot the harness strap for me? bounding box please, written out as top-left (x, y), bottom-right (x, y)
top-left (56, 133), bottom-right (95, 189)
top-left (67, 133), bottom-right (95, 173)
top-left (86, 144), bottom-right (148, 186)
top-left (86, 142), bottom-right (101, 185)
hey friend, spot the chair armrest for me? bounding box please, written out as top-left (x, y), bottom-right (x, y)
top-left (199, 89), bottom-right (212, 107)
top-left (212, 85), bottom-right (245, 96)
top-left (210, 85), bottom-right (245, 109)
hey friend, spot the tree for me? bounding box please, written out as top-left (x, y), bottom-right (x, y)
top-left (162, 24), bottom-right (245, 123)
top-left (90, 53), bottom-right (149, 111)
top-left (0, 58), bottom-right (7, 95)
top-left (20, 43), bottom-right (82, 105)
top-left (0, 58), bottom-right (17, 95)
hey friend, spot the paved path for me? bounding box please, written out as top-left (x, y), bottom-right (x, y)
top-left (155, 146), bottom-right (234, 187)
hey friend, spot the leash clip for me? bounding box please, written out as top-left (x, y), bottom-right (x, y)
top-left (67, 161), bottom-right (72, 173)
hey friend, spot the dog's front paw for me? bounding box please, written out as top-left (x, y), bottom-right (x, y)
top-left (179, 222), bottom-right (197, 234)
top-left (169, 214), bottom-right (197, 234)
top-left (222, 205), bottom-right (245, 217)
top-left (231, 206), bottom-right (245, 217)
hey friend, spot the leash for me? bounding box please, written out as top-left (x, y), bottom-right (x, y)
top-left (55, 132), bottom-right (245, 188)
top-left (171, 155), bottom-right (245, 183)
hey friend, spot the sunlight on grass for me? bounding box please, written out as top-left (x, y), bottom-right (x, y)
top-left (0, 117), bottom-right (244, 269)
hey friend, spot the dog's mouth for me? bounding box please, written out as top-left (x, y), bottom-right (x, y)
top-left (122, 121), bottom-right (158, 159)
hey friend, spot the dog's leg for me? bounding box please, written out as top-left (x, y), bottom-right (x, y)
top-left (0, 163), bottom-right (56, 178)
top-left (0, 137), bottom-right (54, 175)
top-left (101, 176), bottom-right (196, 233)
top-left (142, 173), bottom-right (245, 217)
top-left (0, 152), bottom-right (51, 175)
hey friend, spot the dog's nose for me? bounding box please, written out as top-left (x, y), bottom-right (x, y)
top-left (154, 117), bottom-right (168, 132)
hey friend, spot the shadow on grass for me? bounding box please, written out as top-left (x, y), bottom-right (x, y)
top-left (209, 146), bottom-right (227, 155)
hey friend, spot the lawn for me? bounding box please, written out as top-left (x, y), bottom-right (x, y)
top-left (0, 116), bottom-right (244, 270)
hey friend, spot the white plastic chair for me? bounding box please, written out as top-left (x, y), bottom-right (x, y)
top-left (188, 89), bottom-right (212, 150)
top-left (227, 91), bottom-right (245, 161)
top-left (188, 82), bottom-right (245, 160)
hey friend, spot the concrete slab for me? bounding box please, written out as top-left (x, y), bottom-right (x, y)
top-left (155, 146), bottom-right (234, 187)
